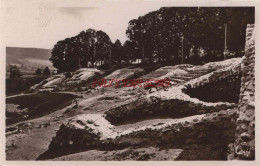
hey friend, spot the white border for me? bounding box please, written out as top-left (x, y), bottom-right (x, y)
top-left (0, 0), bottom-right (259, 165)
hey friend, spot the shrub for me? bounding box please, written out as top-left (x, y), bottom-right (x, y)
top-left (36, 68), bottom-right (42, 75)
top-left (9, 65), bottom-right (22, 78)
top-left (43, 67), bottom-right (51, 76)
top-left (65, 72), bottom-right (72, 78)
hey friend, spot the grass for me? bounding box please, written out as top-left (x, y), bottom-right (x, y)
top-left (6, 76), bottom-right (48, 96)
top-left (6, 93), bottom-right (78, 125)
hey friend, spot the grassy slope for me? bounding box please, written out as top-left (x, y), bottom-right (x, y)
top-left (6, 76), bottom-right (49, 96)
top-left (6, 93), bottom-right (77, 125)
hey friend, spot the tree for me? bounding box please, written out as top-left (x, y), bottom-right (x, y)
top-left (123, 40), bottom-right (136, 64)
top-left (50, 7), bottom-right (254, 71)
top-left (50, 40), bottom-right (69, 72)
top-left (9, 65), bottom-right (22, 78)
top-left (43, 67), bottom-right (51, 76)
top-left (96, 30), bottom-right (112, 66)
top-left (36, 68), bottom-right (42, 75)
top-left (125, 7), bottom-right (254, 65)
top-left (50, 29), bottom-right (112, 72)
top-left (112, 40), bottom-right (123, 64)
top-left (126, 19), bottom-right (143, 64)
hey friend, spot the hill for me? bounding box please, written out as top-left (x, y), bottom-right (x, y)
top-left (6, 47), bottom-right (53, 69)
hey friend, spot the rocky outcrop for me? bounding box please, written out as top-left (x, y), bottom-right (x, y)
top-left (228, 24), bottom-right (255, 160)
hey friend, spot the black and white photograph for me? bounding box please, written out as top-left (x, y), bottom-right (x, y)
top-left (1, 0), bottom-right (256, 163)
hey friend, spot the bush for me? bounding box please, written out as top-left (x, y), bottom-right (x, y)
top-left (65, 72), bottom-right (72, 78)
top-left (43, 67), bottom-right (51, 76)
top-left (6, 76), bottom-right (48, 95)
top-left (36, 68), bottom-right (42, 75)
top-left (98, 63), bottom-right (110, 70)
top-left (9, 65), bottom-right (22, 78)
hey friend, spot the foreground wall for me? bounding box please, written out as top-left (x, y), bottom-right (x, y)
top-left (229, 24), bottom-right (255, 160)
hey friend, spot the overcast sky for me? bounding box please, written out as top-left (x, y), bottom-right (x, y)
top-left (1, 0), bottom-right (254, 49)
top-left (0, 0), bottom-right (181, 49)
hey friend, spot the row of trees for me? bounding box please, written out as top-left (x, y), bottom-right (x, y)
top-left (36, 67), bottom-right (51, 76)
top-left (50, 7), bottom-right (254, 72)
top-left (50, 29), bottom-right (113, 72)
top-left (125, 7), bottom-right (254, 65)
top-left (9, 66), bottom-right (51, 78)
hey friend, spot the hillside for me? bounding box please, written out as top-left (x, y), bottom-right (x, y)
top-left (6, 57), bottom-right (243, 160)
top-left (6, 47), bottom-right (53, 69)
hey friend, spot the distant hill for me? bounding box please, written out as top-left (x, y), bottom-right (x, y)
top-left (6, 47), bottom-right (54, 69)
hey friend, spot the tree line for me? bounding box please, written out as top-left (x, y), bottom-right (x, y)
top-left (50, 29), bottom-right (113, 72)
top-left (50, 7), bottom-right (254, 72)
top-left (9, 66), bottom-right (51, 78)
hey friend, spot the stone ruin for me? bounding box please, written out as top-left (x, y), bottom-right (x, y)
top-left (44, 25), bottom-right (255, 160)
top-left (228, 24), bottom-right (255, 160)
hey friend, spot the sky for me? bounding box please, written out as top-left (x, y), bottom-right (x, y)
top-left (1, 0), bottom-right (255, 49)
top-left (0, 0), bottom-right (181, 49)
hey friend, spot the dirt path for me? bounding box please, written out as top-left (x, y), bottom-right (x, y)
top-left (6, 124), bottom-right (59, 160)
top-left (5, 87), bottom-right (140, 160)
top-left (6, 91), bottom-right (101, 160)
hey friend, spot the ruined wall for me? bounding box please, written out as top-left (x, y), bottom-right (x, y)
top-left (228, 24), bottom-right (255, 160)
